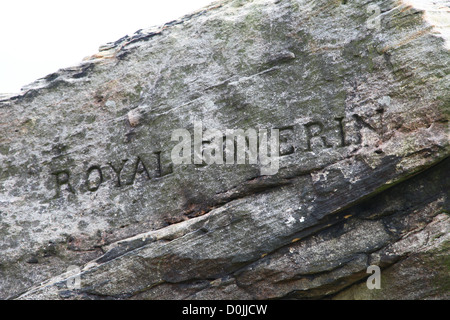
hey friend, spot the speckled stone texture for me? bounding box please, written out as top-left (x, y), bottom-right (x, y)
top-left (0, 0), bottom-right (448, 299)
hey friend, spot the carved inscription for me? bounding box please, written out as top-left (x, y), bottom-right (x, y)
top-left (51, 111), bottom-right (384, 198)
top-left (303, 121), bottom-right (333, 151)
top-left (108, 160), bottom-right (127, 187)
top-left (52, 170), bottom-right (75, 197)
top-left (52, 152), bottom-right (173, 197)
top-left (86, 165), bottom-right (103, 192)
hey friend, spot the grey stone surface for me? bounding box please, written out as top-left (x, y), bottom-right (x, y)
top-left (0, 0), bottom-right (449, 299)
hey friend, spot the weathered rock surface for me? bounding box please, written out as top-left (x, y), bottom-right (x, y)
top-left (0, 0), bottom-right (448, 299)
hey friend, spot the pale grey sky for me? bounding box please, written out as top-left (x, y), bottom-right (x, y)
top-left (0, 0), bottom-right (215, 93)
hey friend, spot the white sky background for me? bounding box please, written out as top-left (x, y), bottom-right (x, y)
top-left (0, 0), bottom-right (215, 93)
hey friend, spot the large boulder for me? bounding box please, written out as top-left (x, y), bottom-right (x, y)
top-left (0, 0), bottom-right (448, 299)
